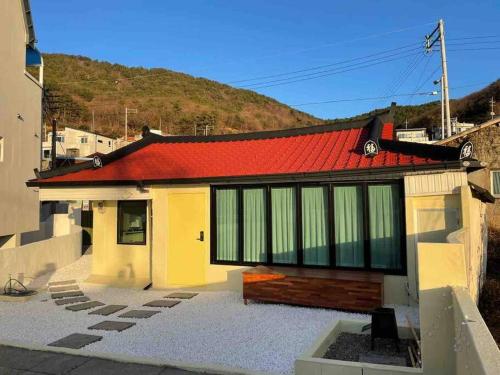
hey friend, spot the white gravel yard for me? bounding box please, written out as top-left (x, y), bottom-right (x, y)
top-left (0, 256), bottom-right (419, 375)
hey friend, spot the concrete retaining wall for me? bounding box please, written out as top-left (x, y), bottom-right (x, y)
top-left (0, 228), bottom-right (82, 287)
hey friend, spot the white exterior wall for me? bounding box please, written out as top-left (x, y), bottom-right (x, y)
top-left (0, 0), bottom-right (42, 237)
top-left (42, 127), bottom-right (116, 159)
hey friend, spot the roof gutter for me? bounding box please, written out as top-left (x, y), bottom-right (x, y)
top-left (27, 161), bottom-right (466, 188)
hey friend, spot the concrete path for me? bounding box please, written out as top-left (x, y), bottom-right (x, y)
top-left (0, 345), bottom-right (206, 374)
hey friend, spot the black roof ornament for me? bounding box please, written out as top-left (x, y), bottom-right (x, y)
top-left (459, 140), bottom-right (473, 160)
top-left (364, 139), bottom-right (379, 157)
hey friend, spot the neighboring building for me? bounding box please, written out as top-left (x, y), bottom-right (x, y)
top-left (432, 117), bottom-right (475, 140)
top-left (395, 128), bottom-right (432, 144)
top-left (435, 117), bottom-right (500, 229)
top-left (42, 126), bottom-right (117, 165)
top-left (29, 109), bottom-right (491, 312)
top-left (0, 1), bottom-right (82, 287)
top-left (0, 0), bottom-right (43, 241)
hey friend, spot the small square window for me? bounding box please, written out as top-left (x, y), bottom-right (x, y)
top-left (43, 149), bottom-right (50, 159)
top-left (492, 171), bottom-right (500, 197)
top-left (117, 201), bottom-right (147, 245)
top-left (80, 137), bottom-right (88, 144)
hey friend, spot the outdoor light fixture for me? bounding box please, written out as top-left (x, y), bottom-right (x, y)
top-left (97, 201), bottom-right (105, 213)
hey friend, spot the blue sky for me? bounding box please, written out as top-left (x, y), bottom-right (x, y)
top-left (31, 0), bottom-right (499, 120)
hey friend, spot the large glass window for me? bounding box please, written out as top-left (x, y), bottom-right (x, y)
top-left (302, 186), bottom-right (329, 266)
top-left (243, 188), bottom-right (267, 262)
top-left (211, 182), bottom-right (405, 274)
top-left (271, 187), bottom-right (297, 264)
top-left (117, 201), bottom-right (147, 245)
top-left (492, 171), bottom-right (500, 197)
top-left (334, 186), bottom-right (364, 267)
top-left (216, 189), bottom-right (238, 261)
top-left (368, 185), bottom-right (402, 270)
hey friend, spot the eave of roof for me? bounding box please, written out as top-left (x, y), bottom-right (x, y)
top-left (28, 108), bottom-right (484, 188)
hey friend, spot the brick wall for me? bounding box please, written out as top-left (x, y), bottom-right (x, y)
top-left (447, 124), bottom-right (500, 229)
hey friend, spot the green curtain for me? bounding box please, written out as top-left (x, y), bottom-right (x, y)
top-left (302, 186), bottom-right (329, 266)
top-left (334, 186), bottom-right (364, 267)
top-left (271, 187), bottom-right (297, 264)
top-left (243, 188), bottom-right (267, 262)
top-left (493, 171), bottom-right (500, 195)
top-left (216, 189), bottom-right (238, 261)
top-left (368, 185), bottom-right (402, 270)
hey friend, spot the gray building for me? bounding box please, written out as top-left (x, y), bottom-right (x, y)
top-left (0, 0), bottom-right (43, 243)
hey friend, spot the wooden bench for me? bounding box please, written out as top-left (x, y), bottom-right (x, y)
top-left (242, 266), bottom-right (384, 312)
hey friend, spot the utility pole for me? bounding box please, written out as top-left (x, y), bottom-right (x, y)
top-left (91, 110), bottom-right (95, 132)
top-left (51, 118), bottom-right (57, 170)
top-left (490, 97), bottom-right (496, 119)
top-left (159, 116), bottom-right (162, 135)
top-left (426, 19), bottom-right (451, 138)
top-left (125, 107), bottom-right (138, 142)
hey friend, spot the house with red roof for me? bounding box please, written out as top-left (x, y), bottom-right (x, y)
top-left (28, 107), bottom-right (493, 308)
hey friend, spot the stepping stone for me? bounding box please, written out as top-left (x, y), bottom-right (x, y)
top-left (66, 301), bottom-right (105, 312)
top-left (89, 305), bottom-right (128, 316)
top-left (55, 296), bottom-right (90, 306)
top-left (88, 320), bottom-right (136, 332)
top-left (48, 280), bottom-right (77, 287)
top-left (164, 292), bottom-right (198, 299)
top-left (144, 300), bottom-right (180, 308)
top-left (48, 333), bottom-right (102, 349)
top-left (118, 310), bottom-right (160, 319)
top-left (49, 285), bottom-right (80, 293)
top-left (51, 291), bottom-right (84, 299)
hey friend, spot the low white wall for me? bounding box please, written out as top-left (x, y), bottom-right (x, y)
top-left (452, 286), bottom-right (500, 375)
top-left (0, 229), bottom-right (82, 287)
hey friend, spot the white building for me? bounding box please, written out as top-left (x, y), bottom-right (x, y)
top-left (395, 128), bottom-right (432, 144)
top-left (42, 126), bottom-right (117, 162)
top-left (432, 118), bottom-right (475, 140)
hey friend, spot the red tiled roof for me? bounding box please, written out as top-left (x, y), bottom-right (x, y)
top-left (33, 119), bottom-right (462, 186)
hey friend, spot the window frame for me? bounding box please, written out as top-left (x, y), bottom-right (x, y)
top-left (491, 170), bottom-right (500, 198)
top-left (210, 180), bottom-right (407, 275)
top-left (117, 200), bottom-right (148, 246)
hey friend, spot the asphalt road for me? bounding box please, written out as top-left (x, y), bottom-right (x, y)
top-left (0, 345), bottom-right (206, 375)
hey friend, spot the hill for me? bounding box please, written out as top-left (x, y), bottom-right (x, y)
top-left (41, 54), bottom-right (321, 137)
top-left (42, 53), bottom-right (498, 138)
top-left (326, 79), bottom-right (499, 130)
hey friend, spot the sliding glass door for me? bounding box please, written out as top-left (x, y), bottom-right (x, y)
top-left (211, 182), bottom-right (405, 274)
top-left (302, 186), bottom-right (329, 266)
top-left (368, 184), bottom-right (402, 270)
top-left (271, 187), bottom-right (297, 264)
top-left (334, 186), bottom-right (364, 267)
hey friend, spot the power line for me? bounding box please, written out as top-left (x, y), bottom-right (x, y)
top-left (238, 50), bottom-right (424, 89)
top-left (290, 92), bottom-right (438, 106)
top-left (447, 35), bottom-right (499, 41)
top-left (227, 43), bottom-right (421, 84)
top-left (238, 51), bottom-right (425, 90)
top-left (289, 82), bottom-right (490, 107)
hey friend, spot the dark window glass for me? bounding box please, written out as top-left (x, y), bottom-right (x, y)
top-left (117, 201), bottom-right (147, 245)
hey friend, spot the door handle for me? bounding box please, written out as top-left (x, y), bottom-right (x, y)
top-left (197, 231), bottom-right (204, 242)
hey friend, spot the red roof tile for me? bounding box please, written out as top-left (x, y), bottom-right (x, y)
top-left (34, 119), bottom-right (461, 186)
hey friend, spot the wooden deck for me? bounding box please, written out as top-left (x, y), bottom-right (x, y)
top-left (242, 266), bottom-right (384, 312)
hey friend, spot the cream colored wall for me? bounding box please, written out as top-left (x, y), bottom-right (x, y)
top-left (405, 194), bottom-right (462, 305)
top-left (458, 185), bottom-right (488, 302)
top-left (418, 242), bottom-right (467, 375)
top-left (151, 185), bottom-right (246, 290)
top-left (418, 243), bottom-right (500, 375)
top-left (91, 201), bottom-right (151, 286)
top-left (0, 0), bottom-right (42, 237)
